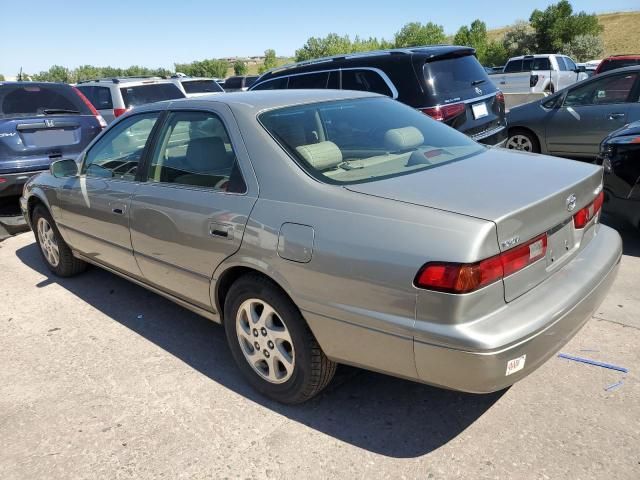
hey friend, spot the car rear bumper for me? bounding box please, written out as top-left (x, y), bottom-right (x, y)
top-left (0, 170), bottom-right (47, 198)
top-left (413, 224), bottom-right (621, 393)
top-left (472, 125), bottom-right (508, 146)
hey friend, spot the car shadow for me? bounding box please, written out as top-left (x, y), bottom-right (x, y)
top-left (16, 242), bottom-right (504, 458)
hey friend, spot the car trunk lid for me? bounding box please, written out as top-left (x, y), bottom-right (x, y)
top-left (345, 148), bottom-right (603, 301)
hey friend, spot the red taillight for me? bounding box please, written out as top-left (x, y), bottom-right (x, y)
top-left (421, 102), bottom-right (465, 122)
top-left (496, 91), bottom-right (505, 105)
top-left (73, 87), bottom-right (107, 128)
top-left (573, 191), bottom-right (604, 229)
top-left (415, 234), bottom-right (548, 294)
top-left (0, 178), bottom-right (6, 184)
top-left (113, 108), bottom-right (129, 118)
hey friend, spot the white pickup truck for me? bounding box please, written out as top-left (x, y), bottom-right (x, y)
top-left (490, 54), bottom-right (587, 94)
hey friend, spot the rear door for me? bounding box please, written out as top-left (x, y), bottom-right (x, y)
top-left (129, 105), bottom-right (257, 311)
top-left (546, 71), bottom-right (639, 156)
top-left (0, 84), bottom-right (102, 173)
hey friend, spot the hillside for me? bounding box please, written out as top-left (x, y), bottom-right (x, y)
top-left (487, 10), bottom-right (640, 57)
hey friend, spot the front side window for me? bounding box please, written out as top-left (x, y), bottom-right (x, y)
top-left (557, 57), bottom-right (568, 71)
top-left (503, 60), bottom-right (522, 73)
top-left (83, 112), bottom-right (159, 180)
top-left (147, 111), bottom-right (246, 192)
top-left (251, 77), bottom-right (289, 90)
top-left (564, 57), bottom-right (577, 71)
top-left (341, 69), bottom-right (393, 97)
top-left (564, 73), bottom-right (638, 107)
top-left (260, 97), bottom-right (483, 185)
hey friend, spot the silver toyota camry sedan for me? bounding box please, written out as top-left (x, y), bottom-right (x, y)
top-left (20, 90), bottom-right (621, 404)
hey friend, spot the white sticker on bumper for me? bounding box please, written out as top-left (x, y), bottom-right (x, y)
top-left (506, 354), bottom-right (526, 376)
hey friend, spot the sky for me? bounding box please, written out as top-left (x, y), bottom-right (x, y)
top-left (1, 0), bottom-right (638, 75)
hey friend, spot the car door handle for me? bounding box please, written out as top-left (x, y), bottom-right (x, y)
top-left (608, 113), bottom-right (625, 120)
top-left (209, 222), bottom-right (233, 239)
top-left (112, 207), bottom-right (125, 215)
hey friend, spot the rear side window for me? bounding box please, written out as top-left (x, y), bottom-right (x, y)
top-left (181, 80), bottom-right (224, 94)
top-left (119, 83), bottom-right (184, 108)
top-left (341, 69), bottom-right (393, 97)
top-left (77, 86), bottom-right (113, 109)
top-left (599, 58), bottom-right (640, 73)
top-left (147, 111), bottom-right (246, 193)
top-left (531, 58), bottom-right (551, 70)
top-left (423, 55), bottom-right (494, 101)
top-left (503, 60), bottom-right (522, 73)
top-left (288, 72), bottom-right (330, 89)
top-left (251, 77), bottom-right (289, 90)
top-left (224, 77), bottom-right (242, 89)
top-left (0, 84), bottom-right (91, 119)
top-left (245, 76), bottom-right (259, 88)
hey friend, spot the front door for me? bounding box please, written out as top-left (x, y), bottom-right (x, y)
top-left (545, 72), bottom-right (639, 157)
top-left (129, 106), bottom-right (257, 311)
top-left (57, 112), bottom-right (161, 276)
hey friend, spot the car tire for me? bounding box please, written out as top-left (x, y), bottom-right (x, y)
top-left (506, 129), bottom-right (540, 153)
top-left (224, 274), bottom-right (337, 404)
top-left (32, 205), bottom-right (87, 277)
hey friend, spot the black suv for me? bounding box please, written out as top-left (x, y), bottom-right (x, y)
top-left (250, 46), bottom-right (506, 146)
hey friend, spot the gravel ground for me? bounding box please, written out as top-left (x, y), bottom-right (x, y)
top-left (0, 227), bottom-right (638, 480)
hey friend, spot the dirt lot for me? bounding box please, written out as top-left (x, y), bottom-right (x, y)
top-left (1, 225), bottom-right (639, 480)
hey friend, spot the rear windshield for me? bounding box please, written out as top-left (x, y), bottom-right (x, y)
top-left (119, 83), bottom-right (184, 108)
top-left (181, 79), bottom-right (224, 94)
top-left (259, 97), bottom-right (483, 185)
top-left (423, 54), bottom-right (495, 102)
top-left (599, 58), bottom-right (640, 73)
top-left (0, 84), bottom-right (90, 119)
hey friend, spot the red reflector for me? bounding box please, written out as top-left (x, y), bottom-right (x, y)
top-left (415, 234), bottom-right (548, 294)
top-left (73, 87), bottom-right (107, 128)
top-left (0, 178), bottom-right (6, 184)
top-left (421, 102), bottom-right (465, 122)
top-left (113, 108), bottom-right (129, 117)
top-left (573, 191), bottom-right (604, 229)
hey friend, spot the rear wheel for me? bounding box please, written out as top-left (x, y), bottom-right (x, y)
top-left (506, 129), bottom-right (540, 153)
top-left (32, 205), bottom-right (87, 277)
top-left (224, 274), bottom-right (336, 404)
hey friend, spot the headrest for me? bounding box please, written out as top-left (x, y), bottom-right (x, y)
top-left (384, 126), bottom-right (425, 151)
top-left (296, 141), bottom-right (343, 170)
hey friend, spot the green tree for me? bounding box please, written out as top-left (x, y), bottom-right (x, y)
top-left (262, 49), bottom-right (278, 72)
top-left (32, 65), bottom-right (72, 83)
top-left (563, 34), bottom-right (604, 62)
top-left (394, 22), bottom-right (446, 48)
top-left (529, 0), bottom-right (602, 52)
top-left (295, 33), bottom-right (354, 61)
top-left (453, 20), bottom-right (489, 63)
top-left (0, 74), bottom-right (5, 81)
top-left (484, 40), bottom-right (509, 66)
top-left (233, 60), bottom-right (248, 76)
top-left (502, 20), bottom-right (538, 57)
top-left (175, 59), bottom-right (228, 78)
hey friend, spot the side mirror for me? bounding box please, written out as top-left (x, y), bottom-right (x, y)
top-left (575, 65), bottom-right (586, 73)
top-left (50, 159), bottom-right (79, 178)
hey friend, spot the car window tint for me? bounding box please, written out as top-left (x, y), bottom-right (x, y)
top-left (181, 80), bottom-right (224, 94)
top-left (557, 57), bottom-right (568, 71)
top-left (503, 60), bottom-right (522, 73)
top-left (531, 58), bottom-right (551, 70)
top-left (564, 57), bottom-right (577, 71)
top-left (83, 112), bottom-right (159, 180)
top-left (288, 72), bottom-right (330, 89)
top-left (251, 77), bottom-right (289, 90)
top-left (565, 73), bottom-right (638, 107)
top-left (119, 83), bottom-right (184, 108)
top-left (223, 77), bottom-right (242, 89)
top-left (0, 84), bottom-right (90, 118)
top-left (423, 55), bottom-right (492, 100)
top-left (522, 58), bottom-right (533, 71)
top-left (260, 97), bottom-right (483, 185)
top-left (599, 58), bottom-right (640, 73)
top-left (148, 111), bottom-right (246, 193)
top-left (245, 76), bottom-right (259, 88)
top-left (341, 69), bottom-right (392, 97)
top-left (77, 86), bottom-right (113, 110)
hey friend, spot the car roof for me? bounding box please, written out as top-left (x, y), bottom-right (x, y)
top-left (76, 77), bottom-right (174, 86)
top-left (602, 54), bottom-right (640, 60)
top-left (137, 89), bottom-right (380, 114)
top-left (507, 54), bottom-right (562, 61)
top-left (0, 81), bottom-right (70, 87)
top-left (255, 45), bottom-right (473, 80)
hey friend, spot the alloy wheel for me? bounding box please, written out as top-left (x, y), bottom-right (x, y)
top-left (37, 217), bottom-right (60, 267)
top-left (507, 134), bottom-right (534, 152)
top-left (235, 298), bottom-right (295, 384)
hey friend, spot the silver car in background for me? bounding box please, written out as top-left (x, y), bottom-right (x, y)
top-left (20, 90), bottom-right (621, 403)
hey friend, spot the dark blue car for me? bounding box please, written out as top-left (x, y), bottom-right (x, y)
top-left (0, 82), bottom-right (105, 199)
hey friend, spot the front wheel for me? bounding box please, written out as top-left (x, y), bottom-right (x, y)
top-left (32, 205), bottom-right (87, 277)
top-left (506, 129), bottom-right (540, 153)
top-left (224, 274), bottom-right (337, 404)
